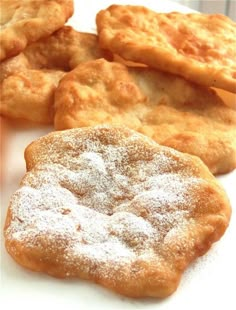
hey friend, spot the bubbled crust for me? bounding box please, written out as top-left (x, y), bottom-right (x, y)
top-left (96, 5), bottom-right (236, 93)
top-left (0, 70), bottom-right (64, 123)
top-left (0, 26), bottom-right (108, 124)
top-left (0, 0), bottom-right (74, 61)
top-left (4, 125), bottom-right (231, 298)
top-left (54, 59), bottom-right (236, 175)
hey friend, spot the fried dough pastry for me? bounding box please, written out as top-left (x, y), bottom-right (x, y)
top-left (213, 88), bottom-right (236, 110)
top-left (0, 26), bottom-right (108, 123)
top-left (0, 0), bottom-right (74, 61)
top-left (4, 125), bottom-right (231, 298)
top-left (54, 59), bottom-right (236, 175)
top-left (1, 70), bottom-right (64, 123)
top-left (96, 5), bottom-right (236, 93)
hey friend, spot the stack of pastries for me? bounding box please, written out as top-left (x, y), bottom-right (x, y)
top-left (1, 0), bottom-right (235, 298)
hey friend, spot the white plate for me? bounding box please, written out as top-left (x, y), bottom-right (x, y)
top-left (1, 1), bottom-right (236, 309)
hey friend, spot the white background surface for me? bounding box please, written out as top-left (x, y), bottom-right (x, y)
top-left (1, 1), bottom-right (236, 309)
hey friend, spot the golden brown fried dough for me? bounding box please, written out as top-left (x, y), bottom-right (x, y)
top-left (54, 59), bottom-right (236, 175)
top-left (213, 88), bottom-right (236, 110)
top-left (0, 0), bottom-right (74, 61)
top-left (0, 26), bottom-right (109, 123)
top-left (96, 5), bottom-right (236, 93)
top-left (1, 70), bottom-right (64, 123)
top-left (4, 125), bottom-right (231, 298)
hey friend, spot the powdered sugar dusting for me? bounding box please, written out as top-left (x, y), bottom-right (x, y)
top-left (5, 126), bottom-right (206, 283)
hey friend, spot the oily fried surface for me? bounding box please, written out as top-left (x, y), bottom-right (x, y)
top-left (0, 0), bottom-right (74, 61)
top-left (21, 25), bottom-right (111, 70)
top-left (1, 70), bottom-right (64, 123)
top-left (4, 125), bottom-right (231, 298)
top-left (0, 26), bottom-right (107, 123)
top-left (213, 88), bottom-right (236, 110)
top-left (96, 5), bottom-right (236, 93)
top-left (54, 59), bottom-right (236, 175)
